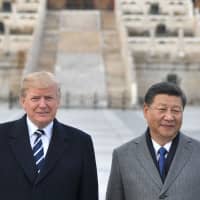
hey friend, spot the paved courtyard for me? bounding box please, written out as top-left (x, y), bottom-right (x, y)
top-left (1, 104), bottom-right (200, 200)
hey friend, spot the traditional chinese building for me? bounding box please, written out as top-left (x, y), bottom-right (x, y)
top-left (48, 0), bottom-right (114, 10)
top-left (1, 0), bottom-right (200, 107)
top-left (115, 0), bottom-right (200, 104)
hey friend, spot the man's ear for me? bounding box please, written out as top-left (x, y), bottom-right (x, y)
top-left (19, 96), bottom-right (25, 108)
top-left (143, 103), bottom-right (149, 120)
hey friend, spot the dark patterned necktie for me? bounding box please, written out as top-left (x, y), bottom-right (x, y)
top-left (33, 129), bottom-right (45, 173)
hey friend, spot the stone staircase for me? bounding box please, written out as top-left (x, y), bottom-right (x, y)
top-left (36, 10), bottom-right (131, 108)
top-left (101, 11), bottom-right (130, 108)
top-left (37, 11), bottom-right (60, 72)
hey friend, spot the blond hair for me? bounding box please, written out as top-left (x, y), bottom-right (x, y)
top-left (20, 71), bottom-right (61, 98)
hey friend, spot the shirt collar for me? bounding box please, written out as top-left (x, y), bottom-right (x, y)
top-left (152, 138), bottom-right (172, 154)
top-left (26, 116), bottom-right (53, 140)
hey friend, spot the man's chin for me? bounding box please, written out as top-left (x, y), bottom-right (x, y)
top-left (160, 131), bottom-right (177, 139)
top-left (36, 113), bottom-right (49, 117)
top-left (35, 118), bottom-right (51, 127)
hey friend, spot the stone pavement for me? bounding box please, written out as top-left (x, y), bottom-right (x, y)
top-left (0, 104), bottom-right (200, 200)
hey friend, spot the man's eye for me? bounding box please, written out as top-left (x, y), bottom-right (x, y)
top-left (158, 108), bottom-right (167, 112)
top-left (45, 97), bottom-right (54, 101)
top-left (31, 97), bottom-right (40, 101)
top-left (172, 109), bottom-right (181, 113)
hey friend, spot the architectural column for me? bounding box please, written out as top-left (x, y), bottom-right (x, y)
top-left (194, 8), bottom-right (200, 36)
top-left (149, 28), bottom-right (155, 56)
top-left (4, 24), bottom-right (10, 54)
top-left (11, 1), bottom-right (20, 34)
top-left (177, 28), bottom-right (185, 58)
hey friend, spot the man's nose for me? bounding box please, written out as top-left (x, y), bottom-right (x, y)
top-left (164, 110), bottom-right (174, 120)
top-left (38, 98), bottom-right (47, 107)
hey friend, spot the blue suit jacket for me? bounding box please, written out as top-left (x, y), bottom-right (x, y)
top-left (0, 115), bottom-right (98, 200)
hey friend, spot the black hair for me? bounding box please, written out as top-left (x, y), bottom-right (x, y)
top-left (144, 82), bottom-right (187, 108)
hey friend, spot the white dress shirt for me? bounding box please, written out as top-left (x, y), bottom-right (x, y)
top-left (26, 116), bottom-right (53, 157)
top-left (151, 139), bottom-right (172, 160)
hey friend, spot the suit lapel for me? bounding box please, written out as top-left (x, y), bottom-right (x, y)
top-left (135, 135), bottom-right (163, 189)
top-left (134, 133), bottom-right (193, 194)
top-left (9, 115), bottom-right (37, 184)
top-left (35, 120), bottom-right (69, 184)
top-left (161, 134), bottom-right (193, 193)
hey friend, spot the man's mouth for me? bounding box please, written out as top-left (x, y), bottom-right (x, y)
top-left (37, 112), bottom-right (49, 115)
top-left (161, 124), bottom-right (175, 128)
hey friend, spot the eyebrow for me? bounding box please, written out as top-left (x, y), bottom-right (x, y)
top-left (156, 103), bottom-right (182, 107)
